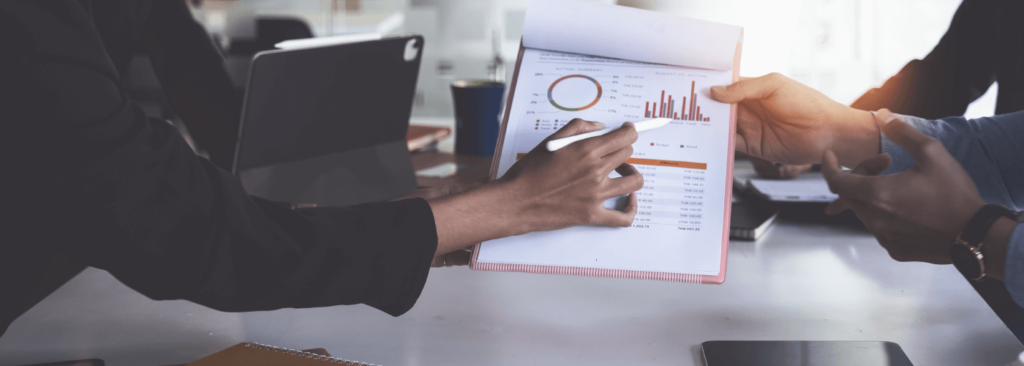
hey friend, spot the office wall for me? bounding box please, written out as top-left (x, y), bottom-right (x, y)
top-left (194, 0), bottom-right (996, 119)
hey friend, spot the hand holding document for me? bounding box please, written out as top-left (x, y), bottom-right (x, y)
top-left (470, 0), bottom-right (743, 284)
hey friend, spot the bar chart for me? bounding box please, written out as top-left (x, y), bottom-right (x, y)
top-left (643, 81), bottom-right (711, 122)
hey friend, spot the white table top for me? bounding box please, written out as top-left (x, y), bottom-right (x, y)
top-left (1, 220), bottom-right (1021, 365)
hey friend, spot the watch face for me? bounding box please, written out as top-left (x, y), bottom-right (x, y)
top-left (950, 244), bottom-right (982, 280)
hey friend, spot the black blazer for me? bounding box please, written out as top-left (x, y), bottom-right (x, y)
top-left (852, 0), bottom-right (1024, 118)
top-left (0, 0), bottom-right (436, 336)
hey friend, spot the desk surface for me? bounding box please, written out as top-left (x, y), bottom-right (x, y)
top-left (1, 219), bottom-right (1022, 366)
top-left (411, 151), bottom-right (492, 188)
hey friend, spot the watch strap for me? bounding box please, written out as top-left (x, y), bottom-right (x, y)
top-left (960, 204), bottom-right (1017, 246)
top-left (950, 243), bottom-right (986, 281)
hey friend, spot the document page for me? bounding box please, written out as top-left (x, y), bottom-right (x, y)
top-left (523, 0), bottom-right (741, 70)
top-left (476, 49), bottom-right (734, 276)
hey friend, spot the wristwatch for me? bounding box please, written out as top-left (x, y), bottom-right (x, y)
top-left (950, 204), bottom-right (1018, 281)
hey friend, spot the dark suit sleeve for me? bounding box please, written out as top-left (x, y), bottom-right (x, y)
top-left (2, 1), bottom-right (437, 316)
top-left (139, 0), bottom-right (243, 170)
top-left (851, 0), bottom-right (1000, 119)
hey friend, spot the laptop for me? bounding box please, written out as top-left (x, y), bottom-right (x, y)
top-left (232, 35), bottom-right (423, 206)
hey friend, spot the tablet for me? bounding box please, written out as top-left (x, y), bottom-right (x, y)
top-left (702, 341), bottom-right (914, 366)
top-left (233, 36), bottom-right (423, 206)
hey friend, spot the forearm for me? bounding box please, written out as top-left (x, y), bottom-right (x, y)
top-left (879, 111), bottom-right (1024, 210)
top-left (429, 180), bottom-right (531, 256)
top-left (831, 107), bottom-right (881, 168)
top-left (76, 120), bottom-right (438, 315)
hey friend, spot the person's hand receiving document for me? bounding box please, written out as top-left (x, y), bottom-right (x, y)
top-left (821, 110), bottom-right (987, 264)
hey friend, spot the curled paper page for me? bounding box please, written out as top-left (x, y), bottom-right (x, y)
top-left (523, 0), bottom-right (742, 70)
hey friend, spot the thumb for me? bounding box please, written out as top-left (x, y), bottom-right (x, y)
top-left (875, 109), bottom-right (941, 168)
top-left (821, 150), bottom-right (870, 200)
top-left (823, 153), bottom-right (891, 215)
top-left (851, 153), bottom-right (893, 177)
top-left (711, 74), bottom-right (783, 104)
top-left (824, 198), bottom-right (849, 215)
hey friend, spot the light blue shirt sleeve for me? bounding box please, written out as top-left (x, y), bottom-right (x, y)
top-left (878, 110), bottom-right (1024, 305)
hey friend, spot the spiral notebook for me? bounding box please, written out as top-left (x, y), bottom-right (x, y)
top-left (185, 343), bottom-right (380, 366)
top-left (470, 0), bottom-right (742, 284)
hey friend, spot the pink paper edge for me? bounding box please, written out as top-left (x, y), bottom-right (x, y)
top-left (701, 39), bottom-right (742, 285)
top-left (471, 39), bottom-right (743, 285)
top-left (471, 262), bottom-right (703, 283)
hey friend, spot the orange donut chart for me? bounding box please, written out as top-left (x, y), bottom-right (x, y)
top-left (548, 74), bottom-right (602, 111)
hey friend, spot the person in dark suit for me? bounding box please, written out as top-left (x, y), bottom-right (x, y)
top-left (753, 0), bottom-right (1024, 179)
top-left (0, 0), bottom-right (644, 336)
top-left (851, 0), bottom-right (1024, 119)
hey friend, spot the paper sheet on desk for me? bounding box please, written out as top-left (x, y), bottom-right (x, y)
top-left (523, 0), bottom-right (742, 70)
top-left (748, 174), bottom-right (839, 202)
top-left (732, 160), bottom-right (838, 202)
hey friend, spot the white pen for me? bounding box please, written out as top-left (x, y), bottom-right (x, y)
top-left (545, 118), bottom-right (672, 151)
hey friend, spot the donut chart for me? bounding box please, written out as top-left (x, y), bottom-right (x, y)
top-left (547, 74), bottom-right (602, 111)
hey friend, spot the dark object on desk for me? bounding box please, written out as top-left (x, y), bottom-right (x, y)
top-left (234, 36), bottom-right (423, 206)
top-left (14, 360), bottom-right (103, 366)
top-left (227, 17), bottom-right (314, 56)
top-left (163, 346), bottom-right (331, 366)
top-left (702, 341), bottom-right (913, 366)
top-left (729, 201), bottom-right (779, 240)
top-left (451, 80), bottom-right (505, 156)
top-left (407, 124), bottom-right (452, 151)
top-left (183, 343), bottom-right (371, 366)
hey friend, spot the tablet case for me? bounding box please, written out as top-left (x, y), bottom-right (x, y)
top-left (185, 343), bottom-right (376, 366)
top-left (233, 36), bottom-right (423, 207)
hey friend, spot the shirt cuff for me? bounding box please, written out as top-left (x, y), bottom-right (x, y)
top-left (879, 113), bottom-right (936, 175)
top-left (1002, 223), bottom-right (1024, 307)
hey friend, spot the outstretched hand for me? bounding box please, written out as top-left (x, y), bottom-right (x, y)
top-left (711, 73), bottom-right (880, 168)
top-left (821, 110), bottom-right (986, 264)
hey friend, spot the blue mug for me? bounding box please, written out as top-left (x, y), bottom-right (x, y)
top-left (451, 80), bottom-right (505, 156)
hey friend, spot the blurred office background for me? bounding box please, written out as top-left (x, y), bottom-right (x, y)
top-left (181, 0), bottom-right (995, 122)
